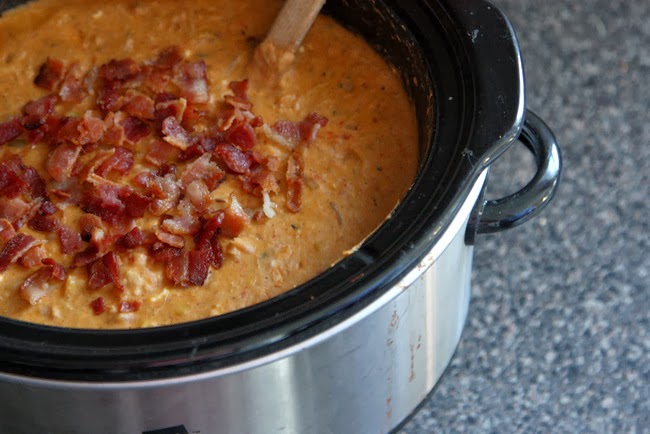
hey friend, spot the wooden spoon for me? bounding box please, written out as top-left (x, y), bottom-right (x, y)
top-left (250, 0), bottom-right (326, 84)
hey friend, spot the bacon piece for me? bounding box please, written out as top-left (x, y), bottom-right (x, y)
top-left (187, 249), bottom-right (210, 286)
top-left (229, 79), bottom-right (250, 100)
top-left (116, 227), bottom-right (144, 250)
top-left (0, 219), bottom-right (16, 244)
top-left (0, 233), bottom-right (41, 272)
top-left (24, 167), bottom-right (48, 199)
top-left (0, 118), bottom-right (23, 145)
top-left (161, 116), bottom-right (192, 150)
top-left (194, 213), bottom-right (224, 270)
top-left (99, 58), bottom-right (140, 82)
top-left (150, 242), bottom-right (182, 263)
top-left (91, 296), bottom-right (106, 315)
top-left (154, 46), bottom-right (183, 70)
top-left (58, 225), bottom-right (83, 254)
top-left (102, 112), bottom-right (125, 146)
top-left (77, 111), bottom-right (105, 145)
top-left (119, 299), bottom-right (141, 313)
top-left (226, 122), bottom-right (256, 151)
top-left (19, 245), bottom-right (46, 269)
top-left (59, 64), bottom-right (87, 103)
top-left (78, 212), bottom-right (113, 253)
top-left (270, 113), bottom-right (329, 148)
top-left (28, 201), bottom-right (59, 232)
top-left (221, 195), bottom-right (249, 238)
top-left (179, 153), bottom-right (224, 190)
top-left (97, 80), bottom-right (125, 113)
top-left (21, 95), bottom-right (58, 130)
top-left (13, 199), bottom-right (43, 230)
top-left (34, 58), bottom-right (65, 91)
top-left (286, 151), bottom-right (304, 213)
top-left (73, 245), bottom-right (101, 267)
top-left (148, 173), bottom-right (181, 216)
top-left (47, 143), bottom-right (82, 181)
top-left (299, 113), bottom-right (329, 145)
top-left (18, 259), bottom-right (66, 305)
top-left (173, 60), bottom-right (209, 103)
top-left (88, 251), bottom-right (123, 292)
top-left (120, 115), bottom-right (150, 143)
top-left (161, 201), bottom-right (200, 236)
top-left (122, 91), bottom-right (155, 120)
top-left (0, 197), bottom-right (29, 224)
top-left (166, 251), bottom-right (189, 286)
top-left (94, 147), bottom-right (134, 178)
top-left (155, 98), bottom-right (187, 128)
top-left (241, 161), bottom-right (279, 197)
top-left (145, 139), bottom-right (181, 167)
top-left (154, 227), bottom-right (185, 249)
top-left (185, 180), bottom-right (210, 212)
top-left (82, 178), bottom-right (125, 224)
top-left (215, 143), bottom-right (254, 174)
top-left (28, 214), bottom-right (59, 233)
top-left (0, 155), bottom-right (28, 199)
top-left (122, 190), bottom-right (152, 219)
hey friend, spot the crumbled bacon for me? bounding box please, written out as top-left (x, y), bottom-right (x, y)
top-left (0, 46), bottom-right (329, 303)
top-left (116, 227), bottom-right (144, 250)
top-left (59, 64), bottom-right (87, 103)
top-left (76, 111), bottom-right (105, 145)
top-left (145, 140), bottom-right (181, 167)
top-left (47, 143), bottom-right (81, 182)
top-left (34, 58), bottom-right (65, 91)
top-left (88, 251), bottom-right (123, 292)
top-left (179, 153), bottom-right (224, 190)
top-left (120, 115), bottom-right (150, 143)
top-left (185, 180), bottom-right (210, 212)
top-left (153, 46), bottom-right (183, 70)
top-left (91, 296), bottom-right (106, 315)
top-left (122, 91), bottom-right (155, 120)
top-left (173, 60), bottom-right (209, 104)
top-left (19, 245), bottom-right (46, 268)
top-left (0, 219), bottom-right (16, 244)
top-left (0, 233), bottom-right (42, 272)
top-left (0, 154), bottom-right (28, 199)
top-left (21, 95), bottom-right (57, 131)
top-left (188, 249), bottom-right (211, 286)
top-left (215, 143), bottom-right (254, 174)
top-left (226, 121), bottom-right (257, 151)
top-left (221, 195), bottom-right (250, 238)
top-left (24, 167), bottom-right (48, 199)
top-left (58, 225), bottom-right (83, 254)
top-left (270, 113), bottom-right (329, 148)
top-left (18, 258), bottom-right (66, 305)
top-left (161, 116), bottom-right (192, 150)
top-left (28, 214), bottom-right (59, 232)
top-left (99, 58), bottom-right (141, 82)
top-left (0, 118), bottom-right (23, 145)
top-left (154, 227), bottom-right (186, 249)
top-left (94, 147), bottom-right (134, 178)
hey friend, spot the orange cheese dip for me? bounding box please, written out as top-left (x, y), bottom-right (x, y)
top-left (0, 0), bottom-right (418, 328)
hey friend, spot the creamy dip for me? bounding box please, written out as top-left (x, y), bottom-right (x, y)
top-left (0, 0), bottom-right (418, 328)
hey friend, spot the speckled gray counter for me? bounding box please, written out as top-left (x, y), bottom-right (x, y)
top-left (400, 0), bottom-right (649, 432)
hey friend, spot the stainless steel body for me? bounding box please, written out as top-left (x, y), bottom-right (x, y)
top-left (0, 172), bottom-right (486, 434)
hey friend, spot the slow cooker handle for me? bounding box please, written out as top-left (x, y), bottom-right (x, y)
top-left (469, 110), bottom-right (562, 235)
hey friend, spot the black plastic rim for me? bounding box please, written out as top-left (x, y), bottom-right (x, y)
top-left (0, 0), bottom-right (524, 381)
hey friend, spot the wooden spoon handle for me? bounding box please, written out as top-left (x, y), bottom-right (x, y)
top-left (264, 0), bottom-right (327, 53)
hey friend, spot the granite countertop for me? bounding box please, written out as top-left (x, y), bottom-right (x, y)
top-left (400, 0), bottom-right (649, 432)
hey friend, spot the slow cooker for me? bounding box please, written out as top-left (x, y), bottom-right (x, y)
top-left (0, 0), bottom-right (562, 432)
